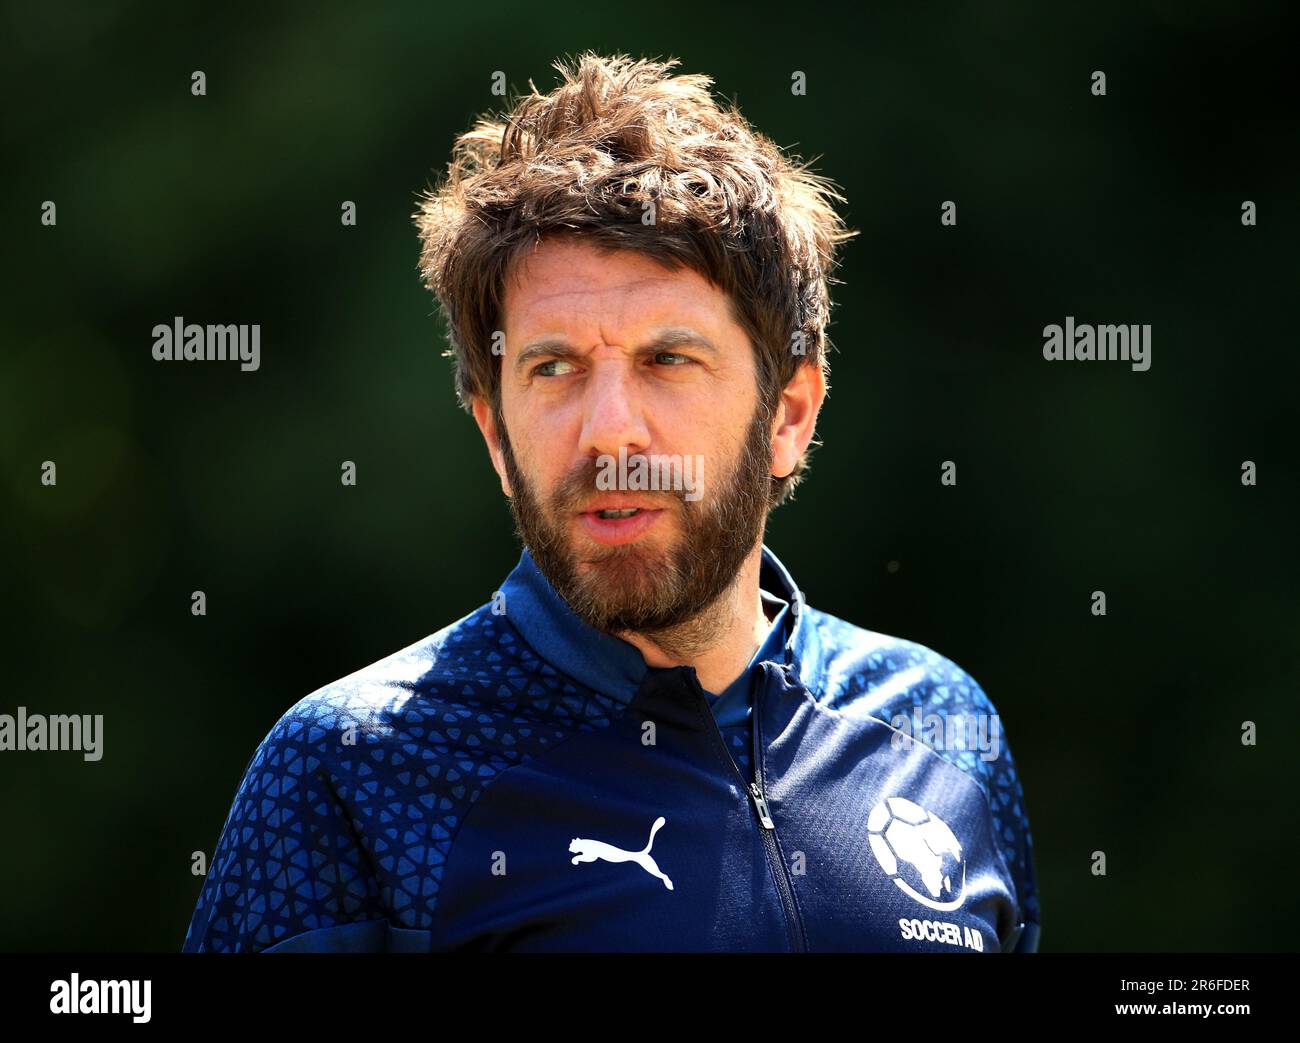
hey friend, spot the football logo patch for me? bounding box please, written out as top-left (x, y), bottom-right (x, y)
top-left (866, 796), bottom-right (967, 912)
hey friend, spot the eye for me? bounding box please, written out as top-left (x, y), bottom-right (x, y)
top-left (534, 358), bottom-right (578, 377)
top-left (653, 351), bottom-right (693, 366)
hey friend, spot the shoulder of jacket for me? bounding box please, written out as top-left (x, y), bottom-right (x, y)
top-left (255, 601), bottom-right (617, 777)
top-left (799, 605), bottom-right (1022, 809)
top-left (801, 607), bottom-right (998, 722)
top-left (800, 604), bottom-right (1041, 932)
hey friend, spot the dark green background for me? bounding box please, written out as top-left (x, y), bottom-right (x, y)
top-left (2, 1), bottom-right (1296, 951)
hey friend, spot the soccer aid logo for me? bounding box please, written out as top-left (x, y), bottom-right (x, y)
top-left (866, 796), bottom-right (967, 912)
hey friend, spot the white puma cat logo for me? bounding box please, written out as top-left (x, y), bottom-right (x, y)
top-left (569, 816), bottom-right (674, 891)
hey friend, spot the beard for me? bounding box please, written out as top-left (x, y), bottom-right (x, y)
top-left (494, 396), bottom-right (776, 657)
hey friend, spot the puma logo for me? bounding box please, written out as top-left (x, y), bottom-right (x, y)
top-left (569, 816), bottom-right (674, 891)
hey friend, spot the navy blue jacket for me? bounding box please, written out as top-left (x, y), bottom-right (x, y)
top-left (183, 545), bottom-right (1041, 952)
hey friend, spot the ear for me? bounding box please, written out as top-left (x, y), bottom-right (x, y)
top-left (471, 394), bottom-right (514, 498)
top-left (769, 361), bottom-right (826, 480)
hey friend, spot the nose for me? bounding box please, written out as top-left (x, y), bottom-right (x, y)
top-left (577, 355), bottom-right (652, 462)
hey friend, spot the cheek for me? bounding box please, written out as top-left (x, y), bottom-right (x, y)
top-left (665, 393), bottom-right (748, 461)
top-left (512, 402), bottom-right (578, 486)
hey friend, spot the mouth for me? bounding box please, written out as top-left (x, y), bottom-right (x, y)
top-left (575, 502), bottom-right (668, 546)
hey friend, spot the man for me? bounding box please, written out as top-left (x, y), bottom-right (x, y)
top-left (183, 52), bottom-right (1040, 953)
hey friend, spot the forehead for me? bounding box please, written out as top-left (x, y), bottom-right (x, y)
top-left (502, 236), bottom-right (735, 335)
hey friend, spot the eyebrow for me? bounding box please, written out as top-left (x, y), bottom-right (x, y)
top-left (513, 327), bottom-right (719, 375)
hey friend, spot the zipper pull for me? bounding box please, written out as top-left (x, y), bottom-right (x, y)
top-left (749, 781), bottom-right (775, 829)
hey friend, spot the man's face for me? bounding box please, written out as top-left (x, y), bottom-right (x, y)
top-left (478, 236), bottom-right (776, 638)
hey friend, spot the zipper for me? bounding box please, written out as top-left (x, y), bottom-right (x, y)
top-left (749, 666), bottom-right (808, 952)
top-left (686, 666), bottom-right (807, 952)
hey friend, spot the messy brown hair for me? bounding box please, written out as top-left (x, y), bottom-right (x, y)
top-left (413, 51), bottom-right (856, 506)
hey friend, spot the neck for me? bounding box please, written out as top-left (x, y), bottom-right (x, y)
top-left (615, 542), bottom-right (769, 695)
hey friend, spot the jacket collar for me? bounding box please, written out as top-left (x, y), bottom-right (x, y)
top-left (498, 543), bottom-right (817, 705)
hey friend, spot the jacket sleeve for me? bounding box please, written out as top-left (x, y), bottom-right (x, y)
top-left (996, 730), bottom-right (1042, 953)
top-left (182, 709), bottom-right (387, 953)
top-left (930, 653), bottom-right (1042, 954)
